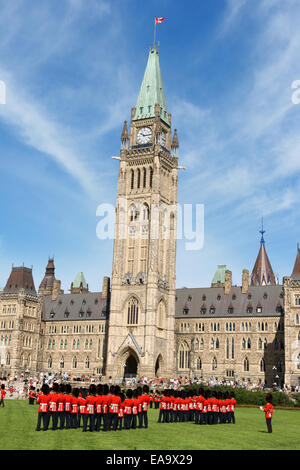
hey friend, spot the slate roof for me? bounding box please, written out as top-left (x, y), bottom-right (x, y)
top-left (3, 266), bottom-right (37, 296)
top-left (291, 247), bottom-right (300, 280)
top-left (42, 292), bottom-right (108, 321)
top-left (175, 285), bottom-right (284, 318)
top-left (39, 259), bottom-right (56, 290)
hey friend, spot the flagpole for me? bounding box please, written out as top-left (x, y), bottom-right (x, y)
top-left (154, 17), bottom-right (156, 48)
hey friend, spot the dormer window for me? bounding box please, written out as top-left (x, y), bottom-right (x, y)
top-left (201, 307), bottom-right (206, 315)
top-left (247, 305), bottom-right (253, 314)
top-left (188, 296), bottom-right (192, 302)
top-left (183, 308), bottom-right (189, 315)
top-left (263, 292), bottom-right (268, 299)
top-left (256, 305), bottom-right (263, 313)
top-left (87, 311), bottom-right (91, 318)
top-left (217, 295), bottom-right (221, 301)
top-left (228, 306), bottom-right (234, 314)
top-left (50, 311), bottom-right (55, 318)
top-left (210, 306), bottom-right (215, 314)
top-left (276, 305), bottom-right (283, 313)
top-left (202, 295), bottom-right (206, 301)
top-left (79, 311), bottom-right (84, 318)
top-left (64, 311), bottom-right (69, 318)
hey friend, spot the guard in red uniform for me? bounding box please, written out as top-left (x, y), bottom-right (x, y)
top-left (200, 391), bottom-right (208, 425)
top-left (124, 388), bottom-right (133, 430)
top-left (109, 385), bottom-right (121, 431)
top-left (85, 384), bottom-right (97, 432)
top-left (230, 391), bottom-right (237, 424)
top-left (64, 384), bottom-right (73, 429)
top-left (95, 384), bottom-right (103, 431)
top-left (29, 386), bottom-right (36, 405)
top-left (0, 384), bottom-right (6, 407)
top-left (57, 383), bottom-right (66, 429)
top-left (101, 384), bottom-right (110, 431)
top-left (78, 389), bottom-right (87, 429)
top-left (131, 388), bottom-right (139, 429)
top-left (139, 385), bottom-right (150, 428)
top-left (261, 393), bottom-right (273, 433)
top-left (46, 383), bottom-right (59, 430)
top-left (36, 384), bottom-right (50, 431)
top-left (158, 390), bottom-right (167, 423)
top-left (71, 388), bottom-right (79, 428)
top-left (118, 393), bottom-right (125, 430)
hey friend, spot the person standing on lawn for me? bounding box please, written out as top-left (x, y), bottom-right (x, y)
top-left (260, 393), bottom-right (273, 433)
top-left (36, 383), bottom-right (50, 431)
top-left (0, 384), bottom-right (6, 407)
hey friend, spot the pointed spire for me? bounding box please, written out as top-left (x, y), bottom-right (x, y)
top-left (133, 47), bottom-right (169, 125)
top-left (121, 120), bottom-right (129, 150)
top-left (39, 258), bottom-right (56, 295)
top-left (70, 272), bottom-right (89, 293)
top-left (291, 244), bottom-right (300, 280)
top-left (171, 128), bottom-right (179, 156)
top-left (260, 217), bottom-right (265, 244)
top-left (251, 224), bottom-right (276, 286)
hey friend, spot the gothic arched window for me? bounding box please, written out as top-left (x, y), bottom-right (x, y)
top-left (137, 168), bottom-right (141, 188)
top-left (212, 357), bottom-right (217, 370)
top-left (127, 297), bottom-right (139, 325)
top-left (48, 356), bottom-right (52, 368)
top-left (143, 167), bottom-right (147, 188)
top-left (85, 357), bottom-right (90, 369)
top-left (196, 357), bottom-right (202, 370)
top-left (244, 357), bottom-right (249, 371)
top-left (60, 357), bottom-right (64, 369)
top-left (130, 169), bottom-right (134, 190)
top-left (149, 167), bottom-right (153, 188)
top-left (73, 356), bottom-right (77, 369)
top-left (178, 342), bottom-right (189, 369)
top-left (260, 358), bottom-right (265, 372)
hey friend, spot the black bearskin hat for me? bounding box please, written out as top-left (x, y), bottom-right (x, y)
top-left (41, 383), bottom-right (50, 395)
top-left (266, 393), bottom-right (273, 403)
top-left (126, 388), bottom-right (133, 399)
top-left (65, 383), bottom-right (72, 394)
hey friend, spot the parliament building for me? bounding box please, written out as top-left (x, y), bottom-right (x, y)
top-left (0, 46), bottom-right (300, 386)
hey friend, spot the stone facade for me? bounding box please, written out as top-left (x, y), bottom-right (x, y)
top-left (1, 47), bottom-right (300, 386)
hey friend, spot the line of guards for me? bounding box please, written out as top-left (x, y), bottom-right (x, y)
top-left (33, 383), bottom-right (237, 432)
top-left (157, 389), bottom-right (237, 425)
top-left (35, 383), bottom-right (152, 432)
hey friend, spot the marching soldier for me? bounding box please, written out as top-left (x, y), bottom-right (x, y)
top-left (36, 383), bottom-right (50, 431)
top-left (48, 383), bottom-right (59, 430)
top-left (64, 384), bottom-right (73, 429)
top-left (0, 384), bottom-right (6, 407)
top-left (124, 388), bottom-right (133, 430)
top-left (70, 388), bottom-right (79, 428)
top-left (57, 383), bottom-right (66, 429)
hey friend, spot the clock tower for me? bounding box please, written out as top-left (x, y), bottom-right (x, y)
top-left (105, 46), bottom-right (179, 380)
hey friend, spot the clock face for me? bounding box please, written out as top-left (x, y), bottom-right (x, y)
top-left (160, 131), bottom-right (166, 146)
top-left (137, 127), bottom-right (152, 144)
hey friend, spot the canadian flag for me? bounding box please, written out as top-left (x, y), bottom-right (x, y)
top-left (155, 17), bottom-right (165, 24)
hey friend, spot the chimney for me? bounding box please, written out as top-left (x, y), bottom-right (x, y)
top-left (102, 276), bottom-right (110, 299)
top-left (242, 269), bottom-right (249, 294)
top-left (52, 279), bottom-right (61, 301)
top-left (224, 270), bottom-right (232, 295)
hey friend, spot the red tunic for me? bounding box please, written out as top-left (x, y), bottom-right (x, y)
top-left (78, 397), bottom-right (86, 414)
top-left (85, 395), bottom-right (96, 415)
top-left (160, 396), bottom-right (168, 410)
top-left (71, 396), bottom-right (79, 414)
top-left (57, 393), bottom-right (65, 412)
top-left (264, 403), bottom-right (273, 419)
top-left (118, 402), bottom-right (125, 418)
top-left (1, 390), bottom-right (6, 399)
top-left (64, 394), bottom-right (72, 412)
top-left (230, 398), bottom-right (237, 412)
top-left (132, 398), bottom-right (139, 415)
top-left (142, 394), bottom-right (151, 412)
top-left (109, 395), bottom-right (121, 414)
top-left (37, 393), bottom-right (50, 413)
top-left (202, 399), bottom-right (208, 413)
top-left (95, 395), bottom-right (103, 414)
top-left (101, 395), bottom-right (109, 414)
top-left (48, 392), bottom-right (58, 412)
top-left (124, 398), bottom-right (133, 415)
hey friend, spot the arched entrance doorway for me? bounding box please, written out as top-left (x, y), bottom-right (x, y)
top-left (155, 354), bottom-right (163, 378)
top-left (124, 354), bottom-right (138, 379)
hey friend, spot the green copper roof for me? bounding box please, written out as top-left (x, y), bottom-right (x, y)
top-left (212, 265), bottom-right (226, 285)
top-left (134, 47), bottom-right (169, 125)
top-left (73, 272), bottom-right (87, 289)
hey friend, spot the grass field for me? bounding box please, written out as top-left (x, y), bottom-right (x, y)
top-left (0, 401), bottom-right (299, 450)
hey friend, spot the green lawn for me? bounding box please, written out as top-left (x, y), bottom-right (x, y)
top-left (0, 402), bottom-right (299, 450)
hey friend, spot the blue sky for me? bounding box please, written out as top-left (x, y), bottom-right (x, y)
top-left (0, 0), bottom-right (300, 292)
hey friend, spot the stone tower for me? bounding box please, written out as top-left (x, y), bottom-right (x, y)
top-left (283, 246), bottom-right (300, 385)
top-left (105, 46), bottom-right (178, 380)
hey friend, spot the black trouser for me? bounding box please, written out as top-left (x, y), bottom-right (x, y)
top-left (65, 411), bottom-right (71, 429)
top-left (226, 411), bottom-right (231, 423)
top-left (150, 402), bottom-right (153, 409)
top-left (173, 410), bottom-right (179, 422)
top-left (89, 414), bottom-right (95, 431)
top-left (138, 410), bottom-right (148, 428)
top-left (95, 413), bottom-right (102, 431)
top-left (213, 412), bottom-right (218, 424)
top-left (51, 412), bottom-right (59, 430)
top-left (158, 409), bottom-right (164, 422)
top-left (77, 412), bottom-right (81, 427)
top-left (195, 410), bottom-right (200, 424)
top-left (103, 413), bottom-right (109, 431)
top-left (207, 411), bottom-right (213, 425)
top-left (124, 414), bottom-right (131, 430)
top-left (230, 412), bottom-right (235, 424)
top-left (118, 417), bottom-right (123, 430)
top-left (110, 413), bottom-right (119, 431)
top-left (82, 414), bottom-right (89, 432)
top-left (200, 412), bottom-right (207, 424)
top-left (29, 397), bottom-right (35, 405)
top-left (0, 398), bottom-right (4, 407)
top-left (59, 412), bottom-right (65, 429)
top-left (131, 414), bottom-right (137, 429)
top-left (155, 402), bottom-right (159, 409)
top-left (179, 410), bottom-right (184, 422)
top-left (266, 418), bottom-right (272, 433)
top-left (71, 413), bottom-right (78, 428)
top-left (36, 412), bottom-right (49, 431)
